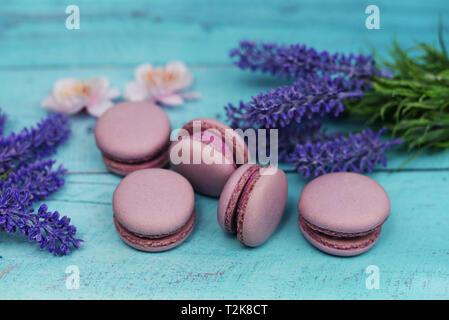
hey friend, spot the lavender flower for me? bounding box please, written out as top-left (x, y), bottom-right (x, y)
top-left (0, 194), bottom-right (82, 256)
top-left (0, 110), bottom-right (6, 136)
top-left (277, 120), bottom-right (328, 161)
top-left (230, 40), bottom-right (378, 82)
top-left (1, 160), bottom-right (67, 203)
top-left (227, 40), bottom-right (399, 176)
top-left (286, 127), bottom-right (402, 178)
top-left (0, 114), bottom-right (71, 173)
top-left (226, 74), bottom-right (363, 129)
top-left (0, 160), bottom-right (82, 255)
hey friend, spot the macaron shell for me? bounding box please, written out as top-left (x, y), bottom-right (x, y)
top-left (114, 211), bottom-right (195, 252)
top-left (217, 163), bottom-right (261, 232)
top-left (182, 118), bottom-right (249, 165)
top-left (169, 137), bottom-right (237, 197)
top-left (95, 102), bottom-right (171, 162)
top-left (113, 169), bottom-right (194, 236)
top-left (298, 217), bottom-right (380, 256)
top-left (298, 172), bottom-right (390, 234)
top-left (237, 167), bottom-right (288, 247)
top-left (102, 147), bottom-right (169, 175)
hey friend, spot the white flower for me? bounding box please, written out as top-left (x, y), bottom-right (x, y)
top-left (41, 77), bottom-right (120, 117)
top-left (124, 61), bottom-right (200, 106)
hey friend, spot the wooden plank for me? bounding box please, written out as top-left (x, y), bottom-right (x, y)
top-left (1, 0), bottom-right (448, 300)
top-left (0, 0), bottom-right (447, 67)
top-left (1, 171), bottom-right (448, 299)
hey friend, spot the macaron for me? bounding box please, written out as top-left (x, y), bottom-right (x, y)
top-left (95, 101), bottom-right (171, 175)
top-left (217, 163), bottom-right (288, 247)
top-left (298, 172), bottom-right (390, 257)
top-left (169, 118), bottom-right (249, 197)
top-left (113, 168), bottom-right (195, 252)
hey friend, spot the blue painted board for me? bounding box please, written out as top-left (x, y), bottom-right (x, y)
top-left (0, 0), bottom-right (448, 299)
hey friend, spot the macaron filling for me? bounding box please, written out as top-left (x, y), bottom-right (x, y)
top-left (235, 167), bottom-right (262, 244)
top-left (102, 145), bottom-right (170, 174)
top-left (225, 165), bottom-right (262, 238)
top-left (102, 140), bottom-right (170, 164)
top-left (298, 215), bottom-right (382, 251)
top-left (114, 210), bottom-right (196, 249)
top-left (183, 119), bottom-right (247, 165)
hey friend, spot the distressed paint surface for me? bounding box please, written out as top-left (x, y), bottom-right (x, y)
top-left (0, 0), bottom-right (448, 299)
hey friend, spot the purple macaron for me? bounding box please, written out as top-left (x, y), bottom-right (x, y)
top-left (169, 118), bottom-right (249, 197)
top-left (113, 169), bottom-right (195, 252)
top-left (95, 102), bottom-right (171, 175)
top-left (298, 172), bottom-right (390, 256)
top-left (217, 163), bottom-right (288, 247)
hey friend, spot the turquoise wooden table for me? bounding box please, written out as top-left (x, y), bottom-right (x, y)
top-left (0, 0), bottom-right (448, 299)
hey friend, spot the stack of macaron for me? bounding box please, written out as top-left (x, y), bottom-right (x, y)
top-left (297, 172), bottom-right (390, 256)
top-left (113, 169), bottom-right (195, 252)
top-left (95, 102), bottom-right (288, 252)
top-left (95, 102), bottom-right (391, 256)
top-left (95, 102), bottom-right (171, 175)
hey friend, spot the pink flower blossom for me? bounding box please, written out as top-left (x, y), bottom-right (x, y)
top-left (124, 61), bottom-right (200, 106)
top-left (41, 77), bottom-right (120, 117)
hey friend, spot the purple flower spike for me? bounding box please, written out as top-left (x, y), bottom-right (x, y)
top-left (230, 40), bottom-right (378, 83)
top-left (226, 74), bottom-right (363, 129)
top-left (230, 41), bottom-right (281, 75)
top-left (277, 120), bottom-right (328, 161)
top-left (1, 160), bottom-right (67, 204)
top-left (286, 127), bottom-right (402, 178)
top-left (0, 114), bottom-right (71, 173)
top-left (0, 160), bottom-right (82, 255)
top-left (0, 195), bottom-right (83, 256)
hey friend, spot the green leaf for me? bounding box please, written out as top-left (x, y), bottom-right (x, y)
top-left (345, 26), bottom-right (449, 152)
top-left (391, 88), bottom-right (421, 98)
top-left (438, 70), bottom-right (449, 79)
top-left (424, 88), bottom-right (449, 99)
top-left (380, 100), bottom-right (399, 119)
top-left (0, 169), bottom-right (12, 181)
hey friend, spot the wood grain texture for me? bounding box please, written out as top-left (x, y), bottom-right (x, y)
top-left (0, 0), bottom-right (448, 299)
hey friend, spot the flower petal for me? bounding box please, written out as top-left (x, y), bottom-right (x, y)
top-left (158, 94), bottom-right (184, 106)
top-left (61, 95), bottom-right (90, 112)
top-left (87, 100), bottom-right (115, 117)
top-left (53, 78), bottom-right (80, 91)
top-left (135, 63), bottom-right (154, 86)
top-left (41, 94), bottom-right (85, 115)
top-left (89, 77), bottom-right (109, 95)
top-left (124, 82), bottom-right (148, 102)
top-left (165, 61), bottom-right (193, 91)
top-left (105, 87), bottom-right (120, 100)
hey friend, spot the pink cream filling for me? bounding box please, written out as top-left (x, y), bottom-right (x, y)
top-left (232, 166), bottom-right (261, 229)
top-left (102, 141), bottom-right (170, 164)
top-left (192, 130), bottom-right (234, 161)
top-left (298, 215), bottom-right (381, 250)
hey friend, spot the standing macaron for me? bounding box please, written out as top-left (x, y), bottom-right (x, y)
top-left (169, 118), bottom-right (249, 197)
top-left (298, 172), bottom-right (390, 256)
top-left (95, 101), bottom-right (171, 175)
top-left (217, 164), bottom-right (288, 247)
top-left (113, 169), bottom-right (195, 252)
